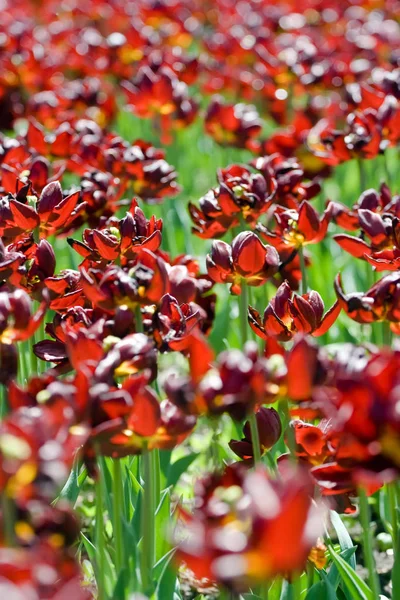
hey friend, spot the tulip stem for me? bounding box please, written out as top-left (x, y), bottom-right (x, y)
top-left (292, 576), bottom-right (302, 600)
top-left (141, 448), bottom-right (155, 594)
top-left (152, 448), bottom-right (161, 507)
top-left (358, 487), bottom-right (381, 598)
top-left (382, 321), bottom-right (392, 348)
top-left (382, 151), bottom-right (392, 189)
top-left (265, 450), bottom-right (277, 475)
top-left (0, 385), bottom-right (7, 420)
top-left (239, 282), bottom-right (249, 345)
top-left (298, 245), bottom-right (307, 295)
top-left (135, 303), bottom-right (143, 334)
top-left (282, 399), bottom-right (296, 461)
top-left (95, 460), bottom-right (106, 600)
top-left (112, 459), bottom-right (125, 577)
top-left (209, 418), bottom-right (220, 469)
top-left (388, 482), bottom-right (398, 547)
top-left (1, 493), bottom-right (15, 546)
top-left (358, 158), bottom-right (367, 192)
top-left (17, 342), bottom-right (27, 385)
top-left (248, 412), bottom-right (262, 465)
top-left (259, 581), bottom-right (269, 599)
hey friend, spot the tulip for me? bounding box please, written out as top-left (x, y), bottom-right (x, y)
top-left (229, 407), bottom-right (282, 461)
top-left (206, 231), bottom-right (279, 294)
top-left (249, 281), bottom-right (340, 342)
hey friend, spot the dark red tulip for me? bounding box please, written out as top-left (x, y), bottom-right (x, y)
top-left (207, 232), bottom-right (279, 295)
top-left (249, 281), bottom-right (340, 342)
top-left (229, 407), bottom-right (282, 461)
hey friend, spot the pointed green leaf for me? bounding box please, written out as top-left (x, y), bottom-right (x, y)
top-left (166, 453), bottom-right (199, 487)
top-left (330, 511), bottom-right (356, 569)
top-left (328, 546), bottom-right (373, 600)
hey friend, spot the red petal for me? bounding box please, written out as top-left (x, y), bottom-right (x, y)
top-left (297, 201), bottom-right (320, 240)
top-left (127, 388), bottom-right (161, 437)
top-left (333, 234), bottom-right (370, 259)
top-left (232, 232), bottom-right (267, 276)
top-left (47, 191), bottom-right (80, 228)
top-left (188, 332), bottom-right (214, 383)
top-left (27, 119), bottom-right (46, 154)
top-left (314, 301), bottom-right (341, 336)
top-left (92, 230), bottom-right (120, 260)
top-left (286, 338), bottom-right (318, 400)
top-left (9, 199), bottom-right (40, 230)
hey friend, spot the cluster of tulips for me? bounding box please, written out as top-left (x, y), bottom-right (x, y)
top-left (0, 0), bottom-right (400, 599)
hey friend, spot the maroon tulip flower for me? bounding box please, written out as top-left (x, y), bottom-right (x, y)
top-left (206, 232), bottom-right (280, 294)
top-left (249, 281), bottom-right (340, 342)
top-left (229, 407), bottom-right (282, 461)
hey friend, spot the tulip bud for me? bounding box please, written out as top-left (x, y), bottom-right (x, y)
top-left (0, 342), bottom-right (18, 384)
top-left (230, 407), bottom-right (282, 460)
top-left (243, 407), bottom-right (282, 452)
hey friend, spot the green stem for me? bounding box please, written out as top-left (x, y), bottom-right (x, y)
top-left (135, 303), bottom-right (143, 334)
top-left (259, 580), bottom-right (269, 600)
top-left (112, 459), bottom-right (124, 576)
top-left (358, 157), bottom-right (367, 193)
top-left (239, 281), bottom-right (249, 346)
top-left (161, 202), bottom-right (178, 256)
top-left (239, 282), bottom-right (262, 465)
top-left (18, 342), bottom-right (28, 385)
top-left (0, 385), bottom-right (7, 420)
top-left (95, 462), bottom-right (106, 600)
top-left (382, 152), bottom-right (392, 189)
top-left (292, 575), bottom-right (302, 600)
top-left (382, 320), bottom-right (392, 348)
top-left (248, 412), bottom-right (262, 465)
top-left (152, 449), bottom-right (161, 510)
top-left (1, 493), bottom-right (15, 546)
top-left (209, 418), bottom-right (220, 470)
top-left (307, 563), bottom-right (314, 591)
top-left (264, 450), bottom-right (277, 475)
top-left (392, 527), bottom-right (400, 600)
top-left (388, 482), bottom-right (398, 547)
top-left (298, 245), bottom-right (307, 295)
top-left (358, 487), bottom-right (381, 598)
top-left (25, 339), bottom-right (35, 379)
top-left (141, 449), bottom-right (155, 594)
top-left (282, 399), bottom-right (296, 461)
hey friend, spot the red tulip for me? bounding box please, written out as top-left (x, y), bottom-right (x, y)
top-left (207, 232), bottom-right (279, 295)
top-left (249, 281), bottom-right (340, 342)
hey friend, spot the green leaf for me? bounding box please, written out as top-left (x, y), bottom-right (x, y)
top-left (327, 547), bottom-right (357, 589)
top-left (267, 577), bottom-right (282, 600)
top-left (99, 457), bottom-right (114, 518)
top-left (166, 453), bottom-right (199, 487)
top-left (80, 532), bottom-right (97, 565)
top-left (155, 488), bottom-right (171, 561)
top-left (126, 467), bottom-right (143, 500)
top-left (306, 577), bottom-right (336, 600)
top-left (392, 532), bottom-right (400, 599)
top-left (131, 483), bottom-right (143, 541)
top-left (209, 287), bottom-right (234, 352)
top-left (279, 580), bottom-right (305, 600)
top-left (159, 449), bottom-right (173, 489)
top-left (113, 568), bottom-right (128, 600)
top-left (80, 533), bottom-right (116, 599)
top-left (328, 546), bottom-right (373, 600)
top-left (153, 547), bottom-right (177, 580)
top-left (155, 548), bottom-right (178, 600)
top-left (330, 511), bottom-right (356, 569)
top-left (56, 459), bottom-right (86, 506)
top-left (279, 580), bottom-right (291, 600)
